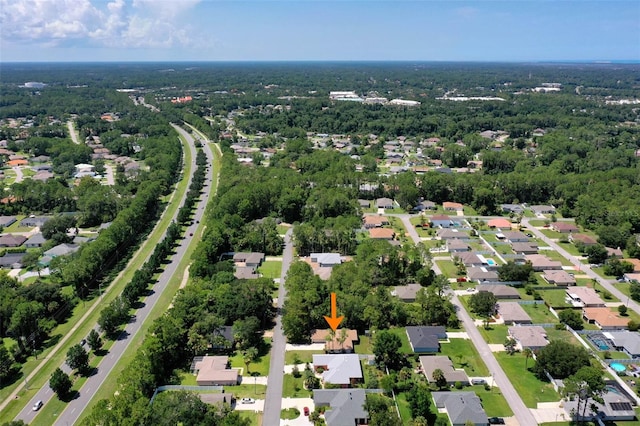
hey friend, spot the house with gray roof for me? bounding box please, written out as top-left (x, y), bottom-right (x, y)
top-left (357, 199), bottom-right (370, 209)
top-left (497, 302), bottom-right (532, 324)
top-left (310, 253), bottom-right (342, 267)
top-left (392, 283), bottom-right (423, 302)
top-left (420, 356), bottom-right (469, 385)
top-left (406, 326), bottom-right (446, 353)
top-left (478, 284), bottom-right (520, 299)
top-left (375, 198), bottom-right (394, 209)
top-left (313, 354), bottom-right (363, 387)
top-left (530, 205), bottom-right (556, 215)
top-left (43, 243), bottom-right (79, 258)
top-left (437, 229), bottom-right (469, 240)
top-left (447, 239), bottom-right (470, 253)
top-left (413, 200), bottom-right (437, 212)
top-left (456, 252), bottom-right (485, 268)
top-left (508, 326), bottom-right (548, 350)
top-left (232, 252), bottom-right (265, 268)
top-left (511, 242), bottom-right (538, 254)
top-left (502, 231), bottom-right (529, 243)
top-left (432, 392), bottom-right (489, 426)
top-left (563, 386), bottom-right (635, 422)
top-left (0, 216), bottom-right (16, 228)
top-left (20, 216), bottom-right (51, 228)
top-left (25, 233), bottom-right (46, 248)
top-left (467, 267), bottom-right (499, 283)
top-left (501, 204), bottom-right (524, 214)
top-left (605, 331), bottom-right (640, 358)
top-left (313, 389), bottom-right (369, 426)
top-left (0, 252), bottom-right (25, 269)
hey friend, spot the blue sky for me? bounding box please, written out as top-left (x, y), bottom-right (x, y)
top-left (1, 0), bottom-right (639, 62)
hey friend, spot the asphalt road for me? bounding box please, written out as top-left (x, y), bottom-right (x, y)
top-left (398, 213), bottom-right (537, 425)
top-left (521, 218), bottom-right (640, 314)
top-left (15, 125), bottom-right (213, 425)
top-left (262, 227), bottom-right (294, 426)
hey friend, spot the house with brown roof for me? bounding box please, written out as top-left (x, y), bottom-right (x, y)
top-left (487, 218), bottom-right (512, 229)
top-left (437, 229), bottom-right (469, 240)
top-left (570, 234), bottom-right (598, 246)
top-left (622, 258), bottom-right (640, 272)
top-left (0, 234), bottom-right (27, 247)
top-left (363, 215), bottom-right (389, 228)
top-left (478, 284), bottom-right (520, 299)
top-left (369, 228), bottom-right (395, 240)
top-left (443, 202), bottom-right (464, 211)
top-left (502, 231), bottom-right (529, 243)
top-left (566, 287), bottom-right (605, 307)
top-left (497, 302), bottom-right (532, 324)
top-left (583, 308), bottom-right (628, 330)
top-left (430, 214), bottom-right (454, 228)
top-left (392, 283), bottom-right (423, 302)
top-left (419, 356), bottom-right (469, 386)
top-left (508, 326), bottom-right (548, 350)
top-left (543, 269), bottom-right (576, 286)
top-left (511, 242), bottom-right (539, 254)
top-left (525, 254), bottom-right (563, 271)
top-left (193, 356), bottom-right (240, 386)
top-left (311, 329), bottom-right (359, 353)
top-left (552, 222), bottom-right (579, 233)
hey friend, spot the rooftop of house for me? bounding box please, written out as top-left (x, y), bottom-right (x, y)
top-left (583, 308), bottom-right (628, 328)
top-left (313, 389), bottom-right (368, 426)
top-left (566, 286), bottom-right (604, 307)
top-left (311, 329), bottom-right (359, 352)
top-left (419, 355), bottom-right (469, 384)
top-left (508, 325), bottom-right (548, 348)
top-left (313, 354), bottom-right (363, 385)
top-left (406, 326), bottom-right (446, 352)
top-left (497, 302), bottom-right (532, 323)
top-left (432, 392), bottom-right (488, 426)
top-left (478, 284), bottom-right (520, 298)
top-left (392, 283), bottom-right (423, 300)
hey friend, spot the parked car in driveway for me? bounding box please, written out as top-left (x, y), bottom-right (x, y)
top-left (240, 397), bottom-right (255, 404)
top-left (303, 407), bottom-right (310, 416)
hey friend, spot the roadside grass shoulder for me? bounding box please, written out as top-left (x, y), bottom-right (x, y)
top-left (472, 384), bottom-right (513, 417)
top-left (282, 374), bottom-right (311, 398)
top-left (478, 325), bottom-right (509, 344)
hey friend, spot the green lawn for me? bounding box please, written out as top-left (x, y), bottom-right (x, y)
top-left (435, 259), bottom-right (461, 278)
top-left (472, 384), bottom-right (514, 417)
top-left (538, 288), bottom-right (570, 308)
top-left (229, 339), bottom-right (272, 376)
top-left (282, 373), bottom-right (312, 398)
top-left (521, 303), bottom-right (560, 323)
top-left (281, 408), bottom-right (300, 420)
top-left (494, 352), bottom-right (559, 408)
top-left (285, 350), bottom-right (323, 365)
top-left (238, 412), bottom-right (262, 426)
top-left (478, 325), bottom-right (509, 344)
top-left (557, 241), bottom-right (583, 257)
top-left (396, 391), bottom-right (413, 424)
top-left (258, 261), bottom-right (282, 279)
top-left (223, 383), bottom-right (267, 400)
top-left (439, 339), bottom-right (490, 376)
top-left (355, 328), bottom-right (412, 355)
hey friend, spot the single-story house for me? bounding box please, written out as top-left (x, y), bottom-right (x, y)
top-left (526, 255), bottom-right (563, 271)
top-left (20, 216), bottom-right (51, 228)
top-left (193, 356), bottom-right (240, 386)
top-left (447, 239), bottom-right (470, 253)
top-left (508, 326), bottom-right (548, 350)
top-left (413, 200), bottom-right (436, 212)
top-left (467, 267), bottom-right (499, 283)
top-left (369, 228), bottom-right (395, 240)
top-left (420, 356), bottom-right (469, 386)
top-left (456, 252), bottom-right (485, 268)
top-left (431, 392), bottom-right (489, 426)
top-left (624, 272), bottom-right (640, 283)
top-left (497, 302), bottom-right (532, 324)
top-left (606, 247), bottom-right (624, 258)
top-left (431, 214), bottom-right (454, 228)
top-left (605, 331), bottom-right (640, 358)
top-left (311, 329), bottom-right (359, 353)
top-left (511, 242), bottom-right (538, 255)
top-left (0, 252), bottom-right (25, 269)
top-left (437, 229), bottom-right (468, 240)
top-left (501, 204), bottom-right (524, 214)
top-left (570, 234), bottom-right (598, 246)
top-left (563, 387), bottom-right (635, 422)
top-left (478, 284), bottom-right (520, 299)
top-left (233, 252), bottom-right (265, 268)
top-left (551, 222), bottom-right (579, 233)
top-left (392, 283), bottom-right (423, 302)
top-left (357, 199), bottom-right (370, 209)
top-left (543, 269), bottom-right (576, 286)
top-left (313, 354), bottom-right (363, 387)
top-left (0, 234), bottom-right (27, 247)
top-left (487, 218), bottom-right (512, 229)
top-left (583, 308), bottom-right (628, 330)
top-left (443, 202), bottom-right (464, 211)
top-left (234, 267), bottom-right (260, 280)
top-left (44, 243), bottom-right (79, 258)
top-left (406, 326), bottom-right (447, 353)
top-left (0, 216), bottom-right (16, 227)
top-left (530, 205), bottom-right (556, 215)
top-left (375, 198), bottom-right (394, 209)
top-left (313, 389), bottom-right (369, 426)
top-left (25, 233), bottom-right (46, 248)
top-left (310, 253), bottom-right (342, 267)
top-left (502, 231), bottom-right (529, 243)
top-left (199, 392), bottom-right (235, 406)
top-left (363, 215), bottom-right (389, 228)
top-left (566, 287), bottom-right (605, 307)
top-left (623, 258), bottom-right (640, 272)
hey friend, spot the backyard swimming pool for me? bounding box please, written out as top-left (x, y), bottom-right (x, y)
top-left (610, 363), bottom-right (626, 373)
top-left (486, 259), bottom-right (496, 266)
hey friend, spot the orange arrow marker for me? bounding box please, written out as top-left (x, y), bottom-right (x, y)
top-left (324, 292), bottom-right (344, 331)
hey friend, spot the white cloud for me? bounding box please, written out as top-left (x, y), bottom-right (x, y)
top-left (0, 0), bottom-right (202, 49)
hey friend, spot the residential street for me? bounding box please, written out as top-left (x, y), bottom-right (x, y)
top-left (263, 227), bottom-right (294, 426)
top-left (13, 125), bottom-right (213, 425)
top-left (398, 213), bottom-right (537, 425)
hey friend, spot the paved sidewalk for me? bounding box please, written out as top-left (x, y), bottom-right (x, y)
top-left (281, 397), bottom-right (314, 426)
top-left (530, 401), bottom-right (567, 424)
top-left (285, 343), bottom-right (325, 351)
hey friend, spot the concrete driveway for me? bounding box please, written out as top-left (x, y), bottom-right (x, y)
top-left (280, 397), bottom-right (314, 426)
